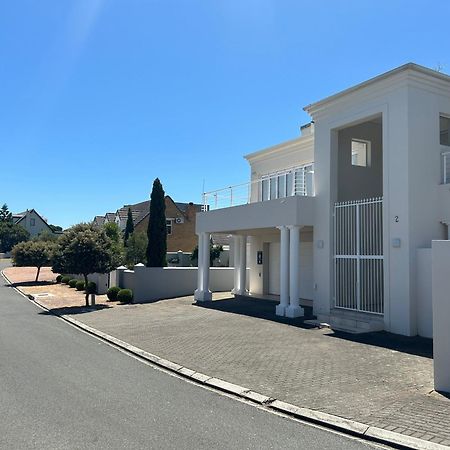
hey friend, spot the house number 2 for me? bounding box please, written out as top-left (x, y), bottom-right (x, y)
top-left (394, 216), bottom-right (399, 223)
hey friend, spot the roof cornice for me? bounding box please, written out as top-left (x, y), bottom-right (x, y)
top-left (303, 63), bottom-right (450, 115)
top-left (244, 134), bottom-right (314, 163)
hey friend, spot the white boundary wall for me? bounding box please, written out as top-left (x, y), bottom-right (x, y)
top-left (116, 266), bottom-right (243, 303)
top-left (416, 248), bottom-right (433, 339)
top-left (66, 273), bottom-right (109, 295)
top-left (432, 240), bottom-right (450, 393)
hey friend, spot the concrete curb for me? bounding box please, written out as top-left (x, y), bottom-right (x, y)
top-left (2, 270), bottom-right (448, 450)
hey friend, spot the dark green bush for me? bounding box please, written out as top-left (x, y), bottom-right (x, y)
top-left (117, 289), bottom-right (133, 303)
top-left (56, 275), bottom-right (63, 283)
top-left (75, 280), bottom-right (85, 291)
top-left (107, 286), bottom-right (121, 301)
top-left (61, 276), bottom-right (71, 284)
top-left (86, 281), bottom-right (97, 294)
top-left (69, 279), bottom-right (78, 288)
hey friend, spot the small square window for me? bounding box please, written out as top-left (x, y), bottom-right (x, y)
top-left (30, 218), bottom-right (35, 226)
top-left (351, 139), bottom-right (370, 167)
top-left (440, 115), bottom-right (450, 146)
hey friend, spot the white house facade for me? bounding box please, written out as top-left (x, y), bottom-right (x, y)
top-left (13, 209), bottom-right (55, 238)
top-left (195, 63), bottom-right (450, 338)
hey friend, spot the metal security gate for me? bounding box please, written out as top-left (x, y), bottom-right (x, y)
top-left (334, 197), bottom-right (384, 314)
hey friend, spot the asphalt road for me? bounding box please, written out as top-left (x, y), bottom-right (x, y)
top-left (0, 261), bottom-right (384, 449)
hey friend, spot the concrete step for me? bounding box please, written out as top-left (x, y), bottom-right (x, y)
top-left (328, 315), bottom-right (384, 334)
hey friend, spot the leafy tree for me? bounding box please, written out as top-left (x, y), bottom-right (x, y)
top-left (124, 207), bottom-right (134, 245)
top-left (191, 237), bottom-right (223, 266)
top-left (52, 223), bottom-right (116, 306)
top-left (49, 224), bottom-right (63, 232)
top-left (0, 222), bottom-right (29, 252)
top-left (33, 230), bottom-right (59, 242)
top-left (12, 240), bottom-right (55, 282)
top-left (103, 222), bottom-right (124, 267)
top-left (125, 231), bottom-right (148, 268)
top-left (146, 178), bottom-right (167, 267)
top-left (0, 204), bottom-right (12, 222)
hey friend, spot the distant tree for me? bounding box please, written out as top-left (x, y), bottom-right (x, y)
top-left (124, 208), bottom-right (134, 245)
top-left (33, 230), bottom-right (59, 242)
top-left (49, 224), bottom-right (63, 232)
top-left (191, 237), bottom-right (223, 266)
top-left (52, 223), bottom-right (116, 306)
top-left (125, 232), bottom-right (148, 268)
top-left (0, 204), bottom-right (12, 222)
top-left (103, 222), bottom-right (124, 267)
top-left (0, 222), bottom-right (29, 252)
top-left (12, 240), bottom-right (55, 282)
top-left (146, 178), bottom-right (167, 267)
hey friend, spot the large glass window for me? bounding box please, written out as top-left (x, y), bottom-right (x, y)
top-left (259, 164), bottom-right (314, 201)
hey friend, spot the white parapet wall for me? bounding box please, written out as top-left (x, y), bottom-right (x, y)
top-left (115, 266), bottom-right (246, 303)
top-left (432, 240), bottom-right (450, 393)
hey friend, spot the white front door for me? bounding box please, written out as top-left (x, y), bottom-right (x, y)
top-left (268, 242), bottom-right (280, 295)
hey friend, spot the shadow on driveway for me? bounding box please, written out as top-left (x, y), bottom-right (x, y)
top-left (38, 304), bottom-right (112, 316)
top-left (195, 295), bottom-right (433, 359)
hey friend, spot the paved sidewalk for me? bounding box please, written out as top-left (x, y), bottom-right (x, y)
top-left (4, 267), bottom-right (450, 446)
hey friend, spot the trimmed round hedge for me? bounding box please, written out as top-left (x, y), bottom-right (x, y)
top-left (69, 279), bottom-right (78, 288)
top-left (107, 286), bottom-right (121, 301)
top-left (86, 281), bottom-right (97, 294)
top-left (117, 289), bottom-right (133, 304)
top-left (61, 276), bottom-right (71, 284)
top-left (75, 280), bottom-right (85, 291)
top-left (56, 275), bottom-right (63, 283)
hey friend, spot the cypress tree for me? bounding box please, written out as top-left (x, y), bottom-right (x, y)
top-left (146, 178), bottom-right (167, 267)
top-left (124, 207), bottom-right (134, 245)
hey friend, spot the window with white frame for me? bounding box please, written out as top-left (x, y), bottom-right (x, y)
top-left (166, 219), bottom-right (173, 235)
top-left (351, 139), bottom-right (370, 167)
top-left (259, 164), bottom-right (314, 201)
top-left (440, 115), bottom-right (450, 146)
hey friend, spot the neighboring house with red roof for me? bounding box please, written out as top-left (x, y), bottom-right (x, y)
top-left (93, 196), bottom-right (204, 252)
top-left (12, 209), bottom-right (55, 238)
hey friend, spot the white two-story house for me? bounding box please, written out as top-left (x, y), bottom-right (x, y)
top-left (194, 63), bottom-right (450, 338)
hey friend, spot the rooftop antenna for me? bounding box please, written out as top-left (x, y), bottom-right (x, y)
top-left (435, 62), bottom-right (445, 73)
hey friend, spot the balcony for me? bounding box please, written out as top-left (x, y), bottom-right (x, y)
top-left (197, 164), bottom-right (315, 234)
top-left (202, 163), bottom-right (314, 211)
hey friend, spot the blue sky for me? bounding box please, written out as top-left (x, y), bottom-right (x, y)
top-left (1, 0), bottom-right (449, 228)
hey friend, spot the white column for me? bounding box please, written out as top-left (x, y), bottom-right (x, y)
top-left (238, 235), bottom-right (247, 295)
top-left (286, 225), bottom-right (304, 318)
top-left (231, 235), bottom-right (241, 295)
top-left (276, 226), bottom-right (289, 316)
top-left (194, 232), bottom-right (212, 302)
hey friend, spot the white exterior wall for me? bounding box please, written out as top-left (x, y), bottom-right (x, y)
top-left (416, 248), bottom-right (433, 339)
top-left (432, 240), bottom-right (450, 393)
top-left (18, 210), bottom-right (52, 238)
top-left (245, 135), bottom-right (314, 202)
top-left (247, 229), bottom-right (313, 299)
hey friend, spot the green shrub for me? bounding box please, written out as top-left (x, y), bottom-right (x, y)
top-left (56, 275), bottom-right (63, 283)
top-left (75, 280), bottom-right (85, 291)
top-left (107, 286), bottom-right (121, 301)
top-left (117, 289), bottom-right (133, 303)
top-left (61, 275), bottom-right (70, 284)
top-left (69, 279), bottom-right (78, 288)
top-left (86, 281), bottom-right (97, 294)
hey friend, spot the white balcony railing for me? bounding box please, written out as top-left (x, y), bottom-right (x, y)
top-left (202, 164), bottom-right (314, 211)
top-left (443, 151), bottom-right (450, 184)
